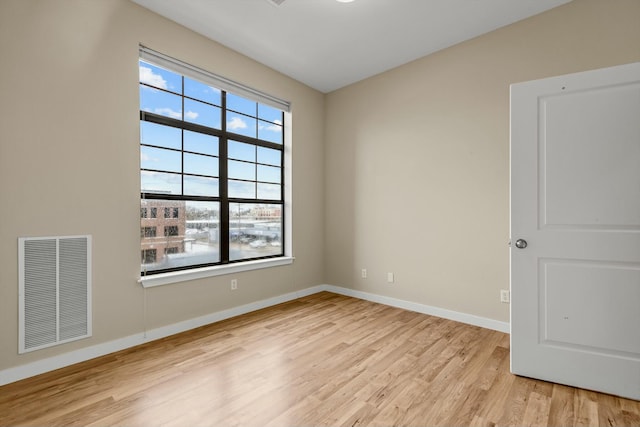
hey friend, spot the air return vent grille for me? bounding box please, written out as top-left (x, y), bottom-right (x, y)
top-left (19, 236), bottom-right (92, 353)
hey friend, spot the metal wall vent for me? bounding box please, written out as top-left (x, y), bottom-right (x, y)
top-left (18, 236), bottom-right (92, 353)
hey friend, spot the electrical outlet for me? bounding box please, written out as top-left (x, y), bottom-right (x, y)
top-left (361, 268), bottom-right (367, 279)
top-left (387, 272), bottom-right (394, 283)
top-left (231, 279), bottom-right (238, 290)
top-left (500, 289), bottom-right (510, 303)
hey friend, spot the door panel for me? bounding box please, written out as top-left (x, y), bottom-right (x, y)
top-left (510, 61), bottom-right (640, 401)
top-left (542, 259), bottom-right (640, 355)
top-left (541, 84), bottom-right (640, 229)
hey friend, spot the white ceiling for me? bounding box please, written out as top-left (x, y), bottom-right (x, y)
top-left (132, 0), bottom-right (572, 93)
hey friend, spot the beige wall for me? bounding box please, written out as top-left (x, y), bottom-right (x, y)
top-left (0, 0), bottom-right (324, 371)
top-left (324, 0), bottom-right (640, 323)
top-left (2, 0), bottom-right (639, 375)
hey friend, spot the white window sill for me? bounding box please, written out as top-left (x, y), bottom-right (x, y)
top-left (138, 256), bottom-right (295, 288)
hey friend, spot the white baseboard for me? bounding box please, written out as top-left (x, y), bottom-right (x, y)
top-left (322, 285), bottom-right (510, 334)
top-left (0, 284), bottom-right (508, 386)
top-left (0, 285), bottom-right (324, 386)
top-left (143, 285), bottom-right (324, 342)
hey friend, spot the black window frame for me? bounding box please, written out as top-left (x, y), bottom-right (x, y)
top-left (139, 56), bottom-right (286, 277)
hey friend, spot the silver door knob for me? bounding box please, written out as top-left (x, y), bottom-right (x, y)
top-left (515, 239), bottom-right (528, 249)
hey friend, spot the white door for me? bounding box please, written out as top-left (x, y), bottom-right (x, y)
top-left (510, 62), bottom-right (640, 401)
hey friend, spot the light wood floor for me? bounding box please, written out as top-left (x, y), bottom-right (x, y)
top-left (1, 292), bottom-right (639, 426)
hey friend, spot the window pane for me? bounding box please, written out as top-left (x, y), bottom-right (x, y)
top-left (257, 183), bottom-right (281, 200)
top-left (228, 180), bottom-right (255, 199)
top-left (228, 160), bottom-right (255, 181)
top-left (184, 131), bottom-right (218, 156)
top-left (141, 146), bottom-right (181, 173)
top-left (139, 52), bottom-right (288, 275)
top-left (258, 119), bottom-right (283, 144)
top-left (229, 203), bottom-right (282, 261)
top-left (257, 147), bottom-right (281, 167)
top-left (183, 175), bottom-right (218, 197)
top-left (184, 153), bottom-right (218, 177)
top-left (141, 171), bottom-right (181, 195)
top-left (184, 99), bottom-right (221, 129)
top-left (140, 85), bottom-right (183, 120)
top-left (258, 104), bottom-right (282, 124)
top-left (184, 77), bottom-right (221, 106)
top-left (164, 225), bottom-right (179, 236)
top-left (227, 93), bottom-right (256, 116)
top-left (139, 61), bottom-right (182, 93)
top-left (141, 226), bottom-right (156, 238)
top-left (227, 113), bottom-right (257, 138)
top-left (141, 122), bottom-right (181, 150)
top-left (141, 249), bottom-right (157, 264)
top-left (228, 140), bottom-right (255, 162)
top-left (164, 207), bottom-right (179, 218)
top-left (141, 200), bottom-right (220, 273)
top-left (257, 165), bottom-right (281, 184)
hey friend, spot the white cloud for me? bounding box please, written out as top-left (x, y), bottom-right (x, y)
top-left (259, 119), bottom-right (283, 133)
top-left (139, 66), bottom-right (167, 89)
top-left (150, 108), bottom-right (198, 120)
top-left (227, 116), bottom-right (248, 130)
top-left (141, 152), bottom-right (150, 162)
top-left (154, 108), bottom-right (182, 119)
top-left (184, 111), bottom-right (199, 120)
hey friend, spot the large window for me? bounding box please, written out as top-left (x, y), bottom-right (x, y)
top-left (139, 49), bottom-right (288, 276)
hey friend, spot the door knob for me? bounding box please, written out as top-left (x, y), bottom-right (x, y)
top-left (515, 239), bottom-right (528, 249)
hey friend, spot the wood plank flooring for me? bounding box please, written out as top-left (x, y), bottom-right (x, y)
top-left (1, 292), bottom-right (639, 426)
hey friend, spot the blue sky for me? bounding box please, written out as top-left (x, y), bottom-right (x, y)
top-left (139, 60), bottom-right (283, 201)
top-left (139, 61), bottom-right (283, 142)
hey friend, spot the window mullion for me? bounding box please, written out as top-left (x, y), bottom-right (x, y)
top-left (181, 76), bottom-right (185, 196)
top-left (220, 92), bottom-right (230, 263)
